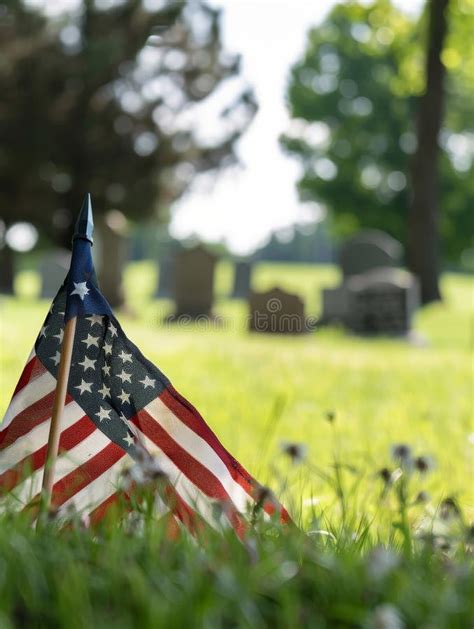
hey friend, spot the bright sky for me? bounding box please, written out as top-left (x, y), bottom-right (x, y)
top-left (171, 0), bottom-right (424, 254)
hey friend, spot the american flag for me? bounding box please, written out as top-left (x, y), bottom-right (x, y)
top-left (0, 197), bottom-right (289, 536)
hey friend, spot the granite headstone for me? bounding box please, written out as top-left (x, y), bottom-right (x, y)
top-left (40, 249), bottom-right (71, 299)
top-left (340, 229), bottom-right (402, 278)
top-left (346, 268), bottom-right (419, 335)
top-left (248, 286), bottom-right (307, 334)
top-left (231, 261), bottom-right (253, 299)
top-left (172, 245), bottom-right (217, 318)
top-left (155, 254), bottom-right (176, 298)
top-left (321, 229), bottom-right (419, 335)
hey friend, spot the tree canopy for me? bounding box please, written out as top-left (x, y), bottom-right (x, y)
top-left (0, 0), bottom-right (257, 246)
top-left (280, 0), bottom-right (473, 262)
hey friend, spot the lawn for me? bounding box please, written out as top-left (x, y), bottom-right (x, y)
top-left (1, 263), bottom-right (472, 520)
top-left (0, 262), bottom-right (472, 627)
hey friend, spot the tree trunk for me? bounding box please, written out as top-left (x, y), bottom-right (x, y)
top-left (408, 0), bottom-right (450, 304)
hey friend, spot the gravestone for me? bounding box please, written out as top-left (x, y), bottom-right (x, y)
top-left (340, 229), bottom-right (403, 278)
top-left (155, 254), bottom-right (176, 298)
top-left (97, 210), bottom-right (129, 308)
top-left (231, 261), bottom-right (253, 299)
top-left (172, 245), bottom-right (217, 318)
top-left (0, 246), bottom-right (15, 294)
top-left (40, 249), bottom-right (71, 298)
top-left (346, 269), bottom-right (419, 335)
top-left (321, 229), bottom-right (420, 335)
top-left (321, 229), bottom-right (403, 322)
top-left (248, 286), bottom-right (307, 334)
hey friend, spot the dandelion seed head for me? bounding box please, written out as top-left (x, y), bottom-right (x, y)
top-left (439, 496), bottom-right (460, 520)
top-left (378, 467), bottom-right (392, 483)
top-left (415, 491), bottom-right (430, 504)
top-left (414, 455), bottom-right (434, 474)
top-left (280, 441), bottom-right (308, 464)
top-left (391, 444), bottom-right (411, 460)
top-left (325, 410), bottom-right (336, 423)
top-left (391, 444), bottom-right (412, 469)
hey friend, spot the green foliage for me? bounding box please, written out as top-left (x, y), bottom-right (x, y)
top-left (0, 0), bottom-right (256, 245)
top-left (0, 509), bottom-right (472, 628)
top-left (280, 0), bottom-right (474, 262)
top-left (0, 447), bottom-right (473, 627)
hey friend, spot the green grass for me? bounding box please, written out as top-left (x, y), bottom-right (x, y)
top-left (0, 509), bottom-right (472, 628)
top-left (0, 262), bottom-right (472, 627)
top-left (2, 262), bottom-right (471, 517)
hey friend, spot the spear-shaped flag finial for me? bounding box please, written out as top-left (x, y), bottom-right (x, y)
top-left (73, 193), bottom-right (94, 244)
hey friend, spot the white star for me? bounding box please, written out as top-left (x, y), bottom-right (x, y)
top-left (118, 350), bottom-right (133, 364)
top-left (140, 375), bottom-right (156, 389)
top-left (96, 406), bottom-right (112, 422)
top-left (102, 364), bottom-right (111, 376)
top-left (81, 334), bottom-right (99, 349)
top-left (116, 370), bottom-right (132, 384)
top-left (86, 315), bottom-right (103, 327)
top-left (70, 282), bottom-right (90, 301)
top-left (117, 389), bottom-right (131, 405)
top-left (98, 384), bottom-right (111, 399)
top-left (119, 412), bottom-right (128, 424)
top-left (39, 325), bottom-right (48, 338)
top-left (103, 342), bottom-right (113, 356)
top-left (123, 433), bottom-right (135, 447)
top-left (54, 328), bottom-right (64, 343)
top-left (78, 356), bottom-right (96, 372)
top-left (50, 351), bottom-right (61, 366)
top-left (75, 379), bottom-right (93, 395)
top-left (108, 323), bottom-right (118, 337)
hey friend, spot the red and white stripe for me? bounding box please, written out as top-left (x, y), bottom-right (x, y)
top-left (130, 386), bottom-right (291, 535)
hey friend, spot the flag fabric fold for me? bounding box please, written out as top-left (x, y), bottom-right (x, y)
top-left (1, 204), bottom-right (289, 536)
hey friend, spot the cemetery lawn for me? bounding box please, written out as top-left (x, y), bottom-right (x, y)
top-left (1, 262), bottom-right (472, 520)
top-left (0, 263), bottom-right (472, 627)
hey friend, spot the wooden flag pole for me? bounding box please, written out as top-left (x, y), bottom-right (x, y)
top-left (39, 316), bottom-right (77, 517)
top-left (37, 193), bottom-right (93, 524)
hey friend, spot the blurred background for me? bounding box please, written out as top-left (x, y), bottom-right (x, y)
top-left (0, 0), bottom-right (472, 305)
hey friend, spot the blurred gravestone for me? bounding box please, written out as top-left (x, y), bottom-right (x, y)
top-left (340, 230), bottom-right (402, 278)
top-left (155, 254), bottom-right (176, 298)
top-left (231, 261), bottom-right (253, 299)
top-left (0, 245), bottom-right (15, 294)
top-left (40, 249), bottom-right (71, 298)
top-left (346, 269), bottom-right (419, 335)
top-left (248, 287), bottom-right (307, 334)
top-left (97, 210), bottom-right (129, 308)
top-left (172, 245), bottom-right (217, 318)
top-left (321, 229), bottom-right (420, 335)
